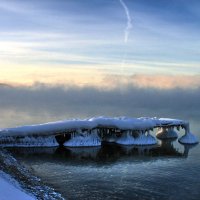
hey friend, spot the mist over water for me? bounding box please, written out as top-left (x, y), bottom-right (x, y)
top-left (0, 84), bottom-right (200, 128)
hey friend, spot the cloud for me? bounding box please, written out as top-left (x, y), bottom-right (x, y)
top-left (1, 63), bottom-right (200, 89)
top-left (0, 82), bottom-right (200, 128)
top-left (103, 74), bottom-right (200, 89)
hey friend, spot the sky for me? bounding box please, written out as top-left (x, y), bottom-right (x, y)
top-left (0, 0), bottom-right (200, 127)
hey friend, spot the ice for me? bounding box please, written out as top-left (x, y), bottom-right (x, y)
top-left (156, 127), bottom-right (178, 139)
top-left (178, 123), bottom-right (199, 144)
top-left (103, 134), bottom-right (118, 143)
top-left (116, 130), bottom-right (135, 145)
top-left (134, 131), bottom-right (157, 145)
top-left (179, 132), bottom-right (198, 144)
top-left (116, 130), bottom-right (157, 146)
top-left (0, 117), bottom-right (198, 146)
top-left (0, 136), bottom-right (59, 147)
top-left (0, 117), bottom-right (187, 137)
top-left (64, 129), bottom-right (101, 147)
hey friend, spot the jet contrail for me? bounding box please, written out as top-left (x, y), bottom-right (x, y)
top-left (119, 0), bottom-right (132, 43)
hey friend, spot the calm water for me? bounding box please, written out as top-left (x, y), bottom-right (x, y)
top-left (9, 122), bottom-right (200, 200)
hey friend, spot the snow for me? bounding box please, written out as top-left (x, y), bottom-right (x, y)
top-left (157, 118), bottom-right (187, 127)
top-left (0, 119), bottom-right (95, 137)
top-left (0, 172), bottom-right (35, 200)
top-left (89, 116), bottom-right (159, 130)
top-left (0, 148), bottom-right (64, 200)
top-left (0, 117), bottom-right (186, 137)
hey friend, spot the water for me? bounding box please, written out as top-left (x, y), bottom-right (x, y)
top-left (8, 127), bottom-right (200, 200)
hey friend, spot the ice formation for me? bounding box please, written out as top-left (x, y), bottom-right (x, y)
top-left (64, 129), bottom-right (101, 147)
top-left (178, 123), bottom-right (198, 144)
top-left (156, 127), bottom-right (178, 139)
top-left (0, 117), bottom-right (198, 147)
top-left (134, 131), bottom-right (157, 145)
top-left (116, 130), bottom-right (135, 145)
top-left (0, 136), bottom-right (59, 147)
top-left (103, 134), bottom-right (118, 143)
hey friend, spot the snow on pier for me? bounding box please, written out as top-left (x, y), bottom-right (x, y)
top-left (0, 117), bottom-right (198, 147)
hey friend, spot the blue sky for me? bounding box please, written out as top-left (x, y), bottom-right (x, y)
top-left (0, 0), bottom-right (200, 86)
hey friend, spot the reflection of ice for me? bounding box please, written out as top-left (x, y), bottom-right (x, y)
top-left (136, 145), bottom-right (157, 155)
top-left (182, 144), bottom-right (198, 157)
top-left (154, 138), bottom-right (185, 157)
top-left (9, 140), bottom-right (198, 165)
top-left (160, 138), bottom-right (177, 150)
top-left (66, 147), bottom-right (101, 159)
top-left (7, 147), bottom-right (57, 155)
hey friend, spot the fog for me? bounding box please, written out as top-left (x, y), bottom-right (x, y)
top-left (0, 83), bottom-right (200, 128)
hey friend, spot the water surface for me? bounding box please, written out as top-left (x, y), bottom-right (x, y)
top-left (9, 124), bottom-right (200, 200)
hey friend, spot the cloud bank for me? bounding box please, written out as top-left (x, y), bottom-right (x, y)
top-left (0, 83), bottom-right (200, 128)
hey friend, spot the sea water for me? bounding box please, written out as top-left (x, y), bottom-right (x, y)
top-left (8, 121), bottom-right (200, 200)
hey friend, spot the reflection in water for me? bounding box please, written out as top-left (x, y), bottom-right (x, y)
top-left (183, 143), bottom-right (198, 157)
top-left (7, 138), bottom-right (199, 200)
top-left (8, 139), bottom-right (195, 164)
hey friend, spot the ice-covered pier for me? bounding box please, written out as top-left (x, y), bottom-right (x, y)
top-left (0, 117), bottom-right (198, 147)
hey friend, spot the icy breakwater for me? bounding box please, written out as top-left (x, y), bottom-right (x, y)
top-left (0, 117), bottom-right (199, 147)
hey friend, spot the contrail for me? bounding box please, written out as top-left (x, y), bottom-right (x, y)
top-left (119, 0), bottom-right (132, 43)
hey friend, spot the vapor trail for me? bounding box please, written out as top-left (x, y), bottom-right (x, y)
top-left (119, 0), bottom-right (132, 43)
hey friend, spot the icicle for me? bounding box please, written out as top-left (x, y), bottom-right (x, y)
top-left (178, 123), bottom-right (198, 144)
top-left (134, 130), bottom-right (157, 145)
top-left (116, 130), bottom-right (135, 145)
top-left (64, 129), bottom-right (101, 147)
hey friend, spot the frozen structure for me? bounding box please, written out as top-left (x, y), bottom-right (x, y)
top-left (156, 127), bottom-right (178, 139)
top-left (63, 129), bottom-right (101, 147)
top-left (0, 117), bottom-right (198, 147)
